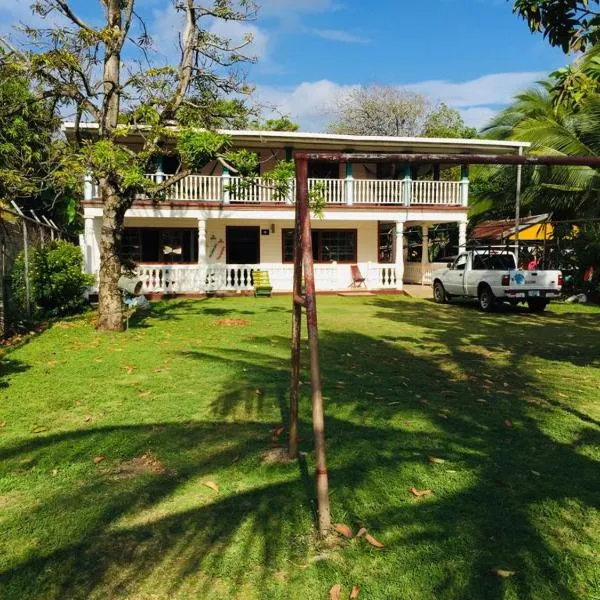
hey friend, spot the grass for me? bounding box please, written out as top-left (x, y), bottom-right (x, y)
top-left (0, 295), bottom-right (599, 599)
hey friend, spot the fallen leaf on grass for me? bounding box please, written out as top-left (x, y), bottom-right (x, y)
top-left (504, 420), bottom-right (513, 429)
top-left (272, 426), bottom-right (285, 440)
top-left (355, 527), bottom-right (367, 538)
top-left (0, 420), bottom-right (6, 428)
top-left (84, 415), bottom-right (92, 423)
top-left (93, 456), bottom-right (105, 464)
top-left (475, 398), bottom-right (488, 404)
top-left (409, 487), bottom-right (433, 498)
top-left (350, 585), bottom-right (360, 599)
top-left (32, 426), bottom-right (49, 434)
top-left (364, 533), bottom-right (385, 549)
top-left (491, 568), bottom-right (516, 578)
top-left (123, 365), bottom-right (134, 374)
top-left (329, 584), bottom-right (342, 600)
top-left (334, 523), bottom-right (353, 539)
top-left (428, 456), bottom-right (445, 464)
top-left (52, 468), bottom-right (58, 476)
top-left (201, 481), bottom-right (219, 493)
top-left (531, 470), bottom-right (541, 477)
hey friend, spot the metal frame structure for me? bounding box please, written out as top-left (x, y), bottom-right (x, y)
top-left (288, 151), bottom-right (600, 537)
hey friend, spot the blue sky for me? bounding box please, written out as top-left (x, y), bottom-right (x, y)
top-left (0, 0), bottom-right (570, 130)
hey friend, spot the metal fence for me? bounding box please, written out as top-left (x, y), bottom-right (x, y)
top-left (0, 203), bottom-right (64, 336)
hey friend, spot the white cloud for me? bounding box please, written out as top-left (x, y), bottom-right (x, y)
top-left (310, 28), bottom-right (370, 44)
top-left (209, 19), bottom-right (270, 62)
top-left (254, 72), bottom-right (546, 132)
top-left (406, 72), bottom-right (546, 108)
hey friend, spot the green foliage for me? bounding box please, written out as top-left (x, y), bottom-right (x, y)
top-left (10, 240), bottom-right (94, 319)
top-left (262, 160), bottom-right (295, 200)
top-left (421, 103), bottom-right (478, 138)
top-left (252, 116), bottom-right (300, 131)
top-left (177, 96), bottom-right (256, 130)
top-left (512, 0), bottom-right (600, 52)
top-left (176, 130), bottom-right (231, 172)
top-left (223, 149), bottom-right (259, 177)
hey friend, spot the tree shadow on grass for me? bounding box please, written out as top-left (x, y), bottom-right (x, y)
top-left (0, 300), bottom-right (599, 598)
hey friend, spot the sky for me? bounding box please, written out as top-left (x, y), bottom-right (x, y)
top-left (0, 0), bottom-right (570, 131)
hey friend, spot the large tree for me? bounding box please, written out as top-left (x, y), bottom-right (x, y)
top-left (1, 1), bottom-right (258, 331)
top-left (327, 85), bottom-right (475, 138)
top-left (512, 0), bottom-right (600, 52)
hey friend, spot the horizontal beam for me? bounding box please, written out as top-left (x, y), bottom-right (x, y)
top-left (294, 152), bottom-right (600, 167)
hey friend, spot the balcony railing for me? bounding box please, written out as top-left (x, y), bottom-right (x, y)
top-left (88, 174), bottom-right (468, 207)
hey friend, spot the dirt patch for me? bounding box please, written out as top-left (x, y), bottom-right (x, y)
top-left (215, 318), bottom-right (250, 327)
top-left (112, 453), bottom-right (168, 479)
top-left (261, 447), bottom-right (295, 465)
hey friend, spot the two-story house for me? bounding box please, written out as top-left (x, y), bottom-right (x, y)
top-left (66, 124), bottom-right (527, 295)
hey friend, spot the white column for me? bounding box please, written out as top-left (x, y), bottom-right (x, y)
top-left (403, 165), bottom-right (412, 207)
top-left (421, 224), bottom-right (429, 286)
top-left (84, 172), bottom-right (94, 200)
top-left (83, 217), bottom-right (100, 278)
top-left (345, 162), bottom-right (354, 205)
top-left (198, 219), bottom-right (207, 264)
top-left (155, 156), bottom-right (165, 184)
top-left (222, 166), bottom-right (231, 204)
top-left (459, 221), bottom-right (468, 252)
top-left (395, 221), bottom-right (405, 290)
top-left (460, 165), bottom-right (469, 208)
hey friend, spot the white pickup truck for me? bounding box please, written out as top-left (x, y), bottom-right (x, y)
top-left (432, 250), bottom-right (563, 312)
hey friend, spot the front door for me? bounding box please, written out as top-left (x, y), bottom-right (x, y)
top-left (226, 226), bottom-right (260, 264)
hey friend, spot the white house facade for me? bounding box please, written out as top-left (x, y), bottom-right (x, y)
top-left (69, 125), bottom-right (528, 295)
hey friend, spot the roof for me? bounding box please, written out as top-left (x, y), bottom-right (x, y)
top-left (61, 122), bottom-right (529, 155)
top-left (471, 214), bottom-right (551, 241)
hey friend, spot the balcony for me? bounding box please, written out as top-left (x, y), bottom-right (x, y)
top-left (88, 175), bottom-right (468, 207)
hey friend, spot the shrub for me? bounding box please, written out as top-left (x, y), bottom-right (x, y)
top-left (10, 241), bottom-right (94, 319)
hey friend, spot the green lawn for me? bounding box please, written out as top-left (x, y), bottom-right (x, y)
top-left (1, 295), bottom-right (599, 599)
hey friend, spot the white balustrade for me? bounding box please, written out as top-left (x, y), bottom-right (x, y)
top-left (133, 175), bottom-right (465, 206)
top-left (411, 180), bottom-right (462, 205)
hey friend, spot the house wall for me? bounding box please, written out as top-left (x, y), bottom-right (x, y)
top-left (123, 217), bottom-right (379, 265)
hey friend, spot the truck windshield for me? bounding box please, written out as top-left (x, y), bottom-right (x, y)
top-left (472, 254), bottom-right (516, 270)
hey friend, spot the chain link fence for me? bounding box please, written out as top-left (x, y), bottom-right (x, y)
top-left (0, 204), bottom-right (64, 336)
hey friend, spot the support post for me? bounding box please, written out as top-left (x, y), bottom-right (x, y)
top-left (84, 172), bottom-right (94, 201)
top-left (395, 221), bottom-right (404, 290)
top-left (421, 224), bottom-right (429, 286)
top-left (460, 165), bottom-right (470, 207)
top-left (403, 164), bottom-right (412, 206)
top-left (289, 171), bottom-right (304, 459)
top-left (295, 155), bottom-right (331, 537)
top-left (222, 166), bottom-right (231, 204)
top-left (21, 218), bottom-right (31, 316)
top-left (345, 161), bottom-right (354, 205)
top-left (155, 155), bottom-right (165, 184)
top-left (514, 147), bottom-right (523, 264)
top-left (459, 221), bottom-right (468, 252)
top-left (198, 219), bottom-right (207, 265)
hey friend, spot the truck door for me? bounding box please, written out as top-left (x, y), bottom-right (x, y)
top-left (445, 253), bottom-right (468, 295)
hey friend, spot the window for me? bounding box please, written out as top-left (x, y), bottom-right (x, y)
top-left (308, 161), bottom-right (339, 179)
top-left (454, 254), bottom-right (468, 271)
top-left (282, 229), bottom-right (357, 263)
top-left (472, 253), bottom-right (516, 270)
top-left (121, 228), bottom-right (198, 264)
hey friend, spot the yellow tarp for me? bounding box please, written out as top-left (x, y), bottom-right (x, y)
top-left (508, 223), bottom-right (554, 241)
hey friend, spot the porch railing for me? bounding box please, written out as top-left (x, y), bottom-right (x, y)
top-left (119, 175), bottom-right (466, 207)
top-left (137, 262), bottom-right (402, 294)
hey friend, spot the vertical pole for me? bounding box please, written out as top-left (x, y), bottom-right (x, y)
top-left (222, 166), bottom-right (231, 204)
top-left (459, 221), bottom-right (468, 252)
top-left (345, 161), bottom-right (354, 206)
top-left (155, 154), bottom-right (165, 184)
top-left (289, 167), bottom-right (303, 459)
top-left (514, 147), bottom-right (523, 264)
top-left (395, 221), bottom-right (404, 290)
top-left (403, 163), bottom-right (412, 207)
top-left (22, 218), bottom-right (31, 316)
top-left (460, 165), bottom-right (470, 208)
top-left (84, 171), bottom-right (94, 201)
top-left (421, 224), bottom-right (429, 286)
top-left (296, 155), bottom-right (331, 537)
top-left (197, 219), bottom-right (207, 265)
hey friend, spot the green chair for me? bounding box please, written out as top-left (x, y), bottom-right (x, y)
top-left (253, 270), bottom-right (273, 297)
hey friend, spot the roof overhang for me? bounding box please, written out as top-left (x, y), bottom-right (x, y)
top-left (61, 122), bottom-right (529, 156)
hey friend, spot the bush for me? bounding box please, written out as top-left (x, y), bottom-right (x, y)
top-left (10, 241), bottom-right (94, 319)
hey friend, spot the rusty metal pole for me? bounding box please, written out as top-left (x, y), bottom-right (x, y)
top-left (296, 156), bottom-right (331, 537)
top-left (289, 171), bottom-right (304, 459)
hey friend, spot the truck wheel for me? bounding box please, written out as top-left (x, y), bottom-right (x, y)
top-left (478, 285), bottom-right (495, 312)
top-left (433, 281), bottom-right (447, 304)
top-left (528, 298), bottom-right (548, 313)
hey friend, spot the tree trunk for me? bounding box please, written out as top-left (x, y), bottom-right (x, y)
top-left (97, 180), bottom-right (126, 332)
